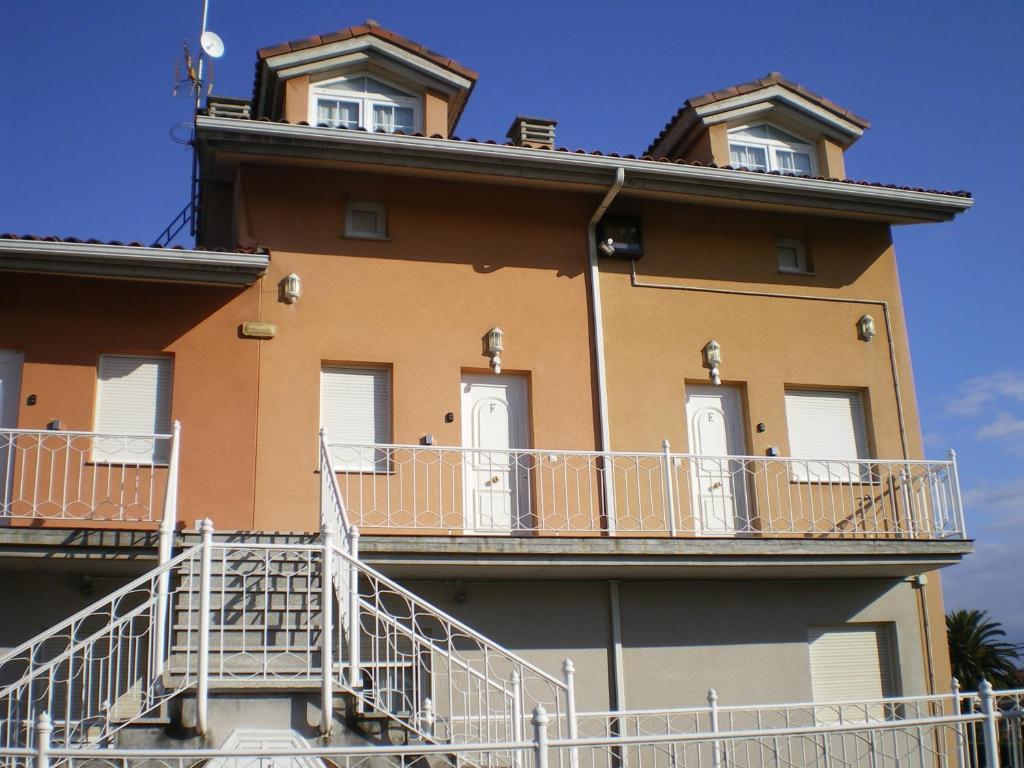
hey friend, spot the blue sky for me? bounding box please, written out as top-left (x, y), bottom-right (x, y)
top-left (2, 2), bottom-right (1022, 643)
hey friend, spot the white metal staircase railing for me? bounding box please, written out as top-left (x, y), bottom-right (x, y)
top-left (332, 544), bottom-right (574, 746)
top-left (0, 546), bottom-right (202, 750)
top-left (319, 428), bottom-right (575, 749)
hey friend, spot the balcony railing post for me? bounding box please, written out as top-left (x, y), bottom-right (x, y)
top-left (708, 688), bottom-right (723, 768)
top-left (320, 520), bottom-right (336, 736)
top-left (899, 468), bottom-right (916, 538)
top-left (532, 704), bottom-right (550, 768)
top-left (952, 676), bottom-right (968, 768)
top-left (980, 680), bottom-right (1001, 768)
top-left (35, 712), bottom-right (52, 768)
top-left (948, 449), bottom-right (968, 538)
top-left (197, 518), bottom-right (213, 736)
top-left (511, 671), bottom-right (523, 768)
top-left (564, 658), bottom-right (580, 768)
top-left (602, 453), bottom-right (618, 535)
top-left (154, 420), bottom-right (181, 680)
top-left (662, 440), bottom-right (678, 536)
top-left (347, 527), bottom-right (361, 690)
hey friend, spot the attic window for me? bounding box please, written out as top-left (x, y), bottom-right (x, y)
top-left (728, 124), bottom-right (816, 176)
top-left (311, 75), bottom-right (420, 134)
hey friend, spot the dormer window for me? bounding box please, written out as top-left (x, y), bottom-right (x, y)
top-left (310, 75), bottom-right (420, 134)
top-left (728, 124), bottom-right (816, 176)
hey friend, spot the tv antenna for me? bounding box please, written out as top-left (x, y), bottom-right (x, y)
top-left (172, 0), bottom-right (225, 111)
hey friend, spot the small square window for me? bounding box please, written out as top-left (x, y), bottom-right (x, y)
top-left (776, 238), bottom-right (812, 274)
top-left (596, 216), bottom-right (644, 259)
top-left (345, 201), bottom-right (388, 240)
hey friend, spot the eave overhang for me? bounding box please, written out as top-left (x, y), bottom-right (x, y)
top-left (0, 239), bottom-right (269, 286)
top-left (196, 116), bottom-right (973, 225)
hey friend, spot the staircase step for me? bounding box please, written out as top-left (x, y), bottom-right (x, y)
top-left (172, 593), bottom-right (323, 610)
top-left (172, 628), bottom-right (322, 648)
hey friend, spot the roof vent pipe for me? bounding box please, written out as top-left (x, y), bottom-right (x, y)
top-left (506, 116), bottom-right (557, 149)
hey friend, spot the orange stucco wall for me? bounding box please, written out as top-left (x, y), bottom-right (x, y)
top-left (283, 75), bottom-right (311, 124)
top-left (232, 164), bottom-right (599, 530)
top-left (424, 90), bottom-right (450, 137)
top-left (0, 274), bottom-right (259, 530)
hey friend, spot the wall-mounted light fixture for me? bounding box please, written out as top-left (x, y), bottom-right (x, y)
top-left (858, 314), bottom-right (876, 342)
top-left (486, 326), bottom-right (504, 374)
top-left (703, 340), bottom-right (722, 386)
top-left (281, 273), bottom-right (301, 304)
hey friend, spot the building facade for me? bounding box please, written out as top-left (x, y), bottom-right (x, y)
top-left (0, 21), bottom-right (975, 752)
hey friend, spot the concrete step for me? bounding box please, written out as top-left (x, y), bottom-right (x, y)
top-left (172, 592), bottom-right (323, 611)
top-left (176, 573), bottom-right (322, 591)
top-left (172, 627), bottom-right (322, 648)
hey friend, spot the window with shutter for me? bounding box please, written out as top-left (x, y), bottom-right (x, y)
top-left (320, 366), bottom-right (392, 471)
top-left (94, 355), bottom-right (173, 464)
top-left (808, 625), bottom-right (897, 722)
top-left (784, 389), bottom-right (870, 482)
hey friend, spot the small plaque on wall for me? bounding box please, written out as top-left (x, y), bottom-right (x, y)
top-left (240, 321), bottom-right (277, 339)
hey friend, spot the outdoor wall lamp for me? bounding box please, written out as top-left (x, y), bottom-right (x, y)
top-left (703, 340), bottom-right (722, 386)
top-left (487, 326), bottom-right (504, 374)
top-left (858, 314), bottom-right (876, 342)
top-left (281, 273), bottom-right (301, 304)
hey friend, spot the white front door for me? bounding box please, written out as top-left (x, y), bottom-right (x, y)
top-left (685, 385), bottom-right (748, 533)
top-left (461, 374), bottom-right (530, 532)
top-left (0, 350), bottom-right (24, 516)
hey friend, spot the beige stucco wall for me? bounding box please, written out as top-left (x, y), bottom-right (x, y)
top-left (597, 201), bottom-right (922, 463)
top-left (817, 136), bottom-right (847, 178)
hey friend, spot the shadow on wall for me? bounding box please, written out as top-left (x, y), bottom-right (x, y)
top-left (598, 200), bottom-right (892, 290)
top-left (236, 165), bottom-right (592, 279)
top-left (0, 273), bottom-right (248, 367)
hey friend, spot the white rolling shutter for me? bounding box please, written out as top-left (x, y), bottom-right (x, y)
top-left (808, 625), bottom-right (896, 721)
top-left (320, 366), bottom-right (391, 471)
top-left (784, 389), bottom-right (870, 482)
top-left (94, 355), bottom-right (173, 463)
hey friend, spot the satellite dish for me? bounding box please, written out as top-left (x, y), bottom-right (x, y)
top-left (200, 30), bottom-right (225, 58)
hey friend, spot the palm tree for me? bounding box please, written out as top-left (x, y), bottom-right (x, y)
top-left (947, 609), bottom-right (1021, 689)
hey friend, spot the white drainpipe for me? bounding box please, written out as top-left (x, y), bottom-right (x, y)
top-left (587, 168), bottom-right (625, 529)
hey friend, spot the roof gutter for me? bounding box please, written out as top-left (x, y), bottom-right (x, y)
top-left (0, 239), bottom-right (269, 286)
top-left (195, 116), bottom-right (973, 224)
top-left (587, 168), bottom-right (625, 531)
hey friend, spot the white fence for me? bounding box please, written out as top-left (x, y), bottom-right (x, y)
top-left (326, 442), bottom-right (966, 540)
top-left (0, 426), bottom-right (180, 524)
top-left (10, 692), bottom-right (1022, 768)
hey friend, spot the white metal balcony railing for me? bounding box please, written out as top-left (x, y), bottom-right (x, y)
top-left (325, 442), bottom-right (966, 540)
top-left (0, 427), bottom-right (180, 524)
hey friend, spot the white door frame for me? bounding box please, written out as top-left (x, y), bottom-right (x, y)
top-left (0, 350), bottom-right (25, 521)
top-left (460, 373), bottom-right (530, 533)
top-left (685, 384), bottom-right (750, 535)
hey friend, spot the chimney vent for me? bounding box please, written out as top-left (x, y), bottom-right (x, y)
top-left (506, 116), bottom-right (557, 150)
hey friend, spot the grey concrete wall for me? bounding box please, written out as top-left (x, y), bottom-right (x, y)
top-left (617, 579), bottom-right (924, 709)
top-left (0, 570), bottom-right (131, 653)
top-left (403, 577), bottom-right (924, 713)
top-left (406, 580), bottom-right (614, 712)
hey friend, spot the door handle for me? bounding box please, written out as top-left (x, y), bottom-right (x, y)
top-left (711, 481), bottom-right (722, 490)
top-left (491, 476), bottom-right (501, 484)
